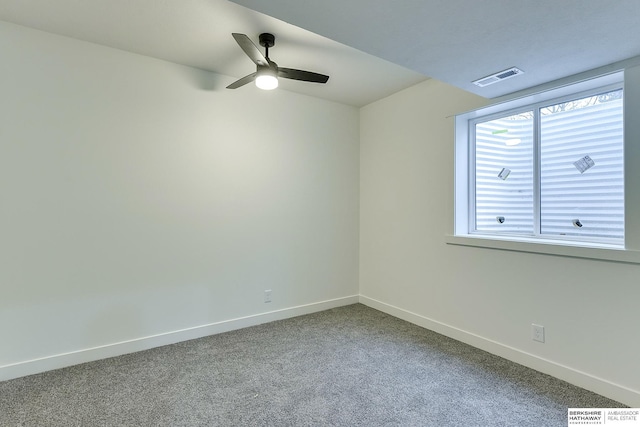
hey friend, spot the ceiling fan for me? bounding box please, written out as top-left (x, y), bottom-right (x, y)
top-left (226, 33), bottom-right (330, 90)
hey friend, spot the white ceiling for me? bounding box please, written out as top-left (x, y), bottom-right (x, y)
top-left (0, 0), bottom-right (427, 107)
top-left (2, 1), bottom-right (639, 106)
top-left (232, 0), bottom-right (640, 98)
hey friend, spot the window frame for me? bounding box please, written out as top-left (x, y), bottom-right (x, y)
top-left (468, 82), bottom-right (624, 246)
top-left (449, 70), bottom-right (640, 264)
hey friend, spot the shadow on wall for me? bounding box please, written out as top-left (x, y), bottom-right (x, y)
top-left (179, 67), bottom-right (225, 91)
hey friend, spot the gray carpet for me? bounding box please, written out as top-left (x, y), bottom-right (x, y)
top-left (0, 304), bottom-right (623, 426)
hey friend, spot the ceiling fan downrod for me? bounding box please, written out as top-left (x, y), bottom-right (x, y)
top-left (259, 33), bottom-right (275, 59)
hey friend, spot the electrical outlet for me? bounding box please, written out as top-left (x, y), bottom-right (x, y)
top-left (532, 324), bottom-right (545, 343)
top-left (264, 289), bottom-right (272, 303)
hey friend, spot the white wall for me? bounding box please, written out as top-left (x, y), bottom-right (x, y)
top-left (360, 77), bottom-right (640, 407)
top-left (0, 21), bottom-right (359, 378)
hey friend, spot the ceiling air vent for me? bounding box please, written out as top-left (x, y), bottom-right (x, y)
top-left (473, 67), bottom-right (524, 87)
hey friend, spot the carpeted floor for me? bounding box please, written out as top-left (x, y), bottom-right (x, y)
top-left (0, 304), bottom-right (623, 426)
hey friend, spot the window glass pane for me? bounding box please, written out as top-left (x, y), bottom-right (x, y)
top-left (540, 89), bottom-right (624, 242)
top-left (475, 112), bottom-right (534, 233)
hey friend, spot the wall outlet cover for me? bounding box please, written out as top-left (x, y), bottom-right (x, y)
top-left (532, 324), bottom-right (545, 343)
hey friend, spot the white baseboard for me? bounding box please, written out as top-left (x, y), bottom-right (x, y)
top-left (359, 295), bottom-right (640, 407)
top-left (0, 295), bottom-right (359, 382)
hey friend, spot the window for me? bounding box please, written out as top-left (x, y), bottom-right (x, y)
top-left (454, 72), bottom-right (626, 250)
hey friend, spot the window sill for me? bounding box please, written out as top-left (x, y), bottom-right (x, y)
top-left (445, 234), bottom-right (640, 264)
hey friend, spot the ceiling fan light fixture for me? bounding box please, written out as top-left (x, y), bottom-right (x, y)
top-left (227, 33), bottom-right (329, 91)
top-left (256, 68), bottom-right (278, 90)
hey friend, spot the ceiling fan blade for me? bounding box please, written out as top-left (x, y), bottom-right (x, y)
top-left (278, 68), bottom-right (329, 84)
top-left (226, 72), bottom-right (257, 89)
top-left (232, 33), bottom-right (269, 67)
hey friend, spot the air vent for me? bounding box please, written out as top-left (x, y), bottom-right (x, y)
top-left (473, 67), bottom-right (524, 87)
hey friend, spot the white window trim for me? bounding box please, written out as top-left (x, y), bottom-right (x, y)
top-left (470, 81), bottom-right (624, 246)
top-left (448, 69), bottom-right (640, 264)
